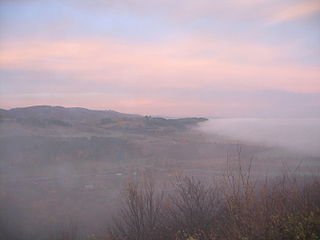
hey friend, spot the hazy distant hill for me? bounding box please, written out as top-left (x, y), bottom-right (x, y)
top-left (0, 105), bottom-right (210, 174)
top-left (0, 105), bottom-right (140, 122)
top-left (0, 106), bottom-right (207, 136)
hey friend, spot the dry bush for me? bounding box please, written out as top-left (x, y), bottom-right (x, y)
top-left (108, 161), bottom-right (320, 240)
top-left (108, 179), bottom-right (164, 240)
top-left (219, 160), bottom-right (320, 240)
top-left (165, 176), bottom-right (222, 240)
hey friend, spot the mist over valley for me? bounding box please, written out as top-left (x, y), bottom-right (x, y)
top-left (0, 106), bottom-right (319, 239)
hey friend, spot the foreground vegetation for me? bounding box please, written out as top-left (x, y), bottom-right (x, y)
top-left (1, 162), bottom-right (319, 240)
top-left (107, 164), bottom-right (320, 240)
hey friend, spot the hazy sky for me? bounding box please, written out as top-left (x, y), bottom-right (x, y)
top-left (0, 0), bottom-right (319, 117)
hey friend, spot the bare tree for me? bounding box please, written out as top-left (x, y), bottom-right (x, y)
top-left (108, 178), bottom-right (163, 240)
top-left (166, 176), bottom-right (221, 240)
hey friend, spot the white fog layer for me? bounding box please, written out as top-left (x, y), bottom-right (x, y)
top-left (199, 118), bottom-right (320, 157)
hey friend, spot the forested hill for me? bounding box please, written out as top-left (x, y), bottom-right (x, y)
top-left (0, 106), bottom-right (207, 136)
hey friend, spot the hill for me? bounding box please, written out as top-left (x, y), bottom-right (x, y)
top-left (0, 106), bottom-right (207, 136)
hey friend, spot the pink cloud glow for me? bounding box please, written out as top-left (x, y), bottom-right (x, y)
top-left (269, 0), bottom-right (320, 23)
top-left (1, 37), bottom-right (319, 94)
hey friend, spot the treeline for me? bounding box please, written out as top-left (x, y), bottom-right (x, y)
top-left (107, 168), bottom-right (320, 240)
top-left (1, 164), bottom-right (319, 240)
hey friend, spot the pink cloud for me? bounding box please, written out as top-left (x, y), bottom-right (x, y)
top-left (268, 0), bottom-right (320, 24)
top-left (1, 37), bottom-right (319, 93)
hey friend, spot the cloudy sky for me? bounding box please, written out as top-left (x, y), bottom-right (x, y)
top-left (0, 0), bottom-right (319, 117)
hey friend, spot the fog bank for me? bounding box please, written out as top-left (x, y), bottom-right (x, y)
top-left (199, 118), bottom-right (320, 157)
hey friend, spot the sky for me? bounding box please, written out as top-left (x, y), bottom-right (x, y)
top-left (0, 0), bottom-right (319, 117)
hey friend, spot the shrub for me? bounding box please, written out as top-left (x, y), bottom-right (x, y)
top-left (108, 168), bottom-right (320, 240)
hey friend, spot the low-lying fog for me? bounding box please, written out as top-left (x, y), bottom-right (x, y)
top-left (1, 109), bottom-right (319, 239)
top-left (199, 118), bottom-right (320, 158)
